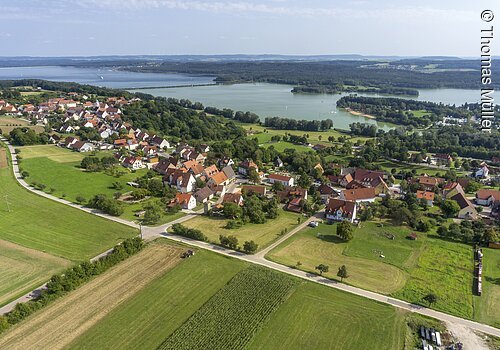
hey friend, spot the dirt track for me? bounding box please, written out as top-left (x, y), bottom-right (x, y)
top-left (0, 243), bottom-right (184, 350)
top-left (0, 148), bottom-right (7, 169)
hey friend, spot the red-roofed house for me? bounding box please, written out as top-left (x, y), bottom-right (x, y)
top-left (476, 189), bottom-right (500, 206)
top-left (416, 190), bottom-right (435, 206)
top-left (325, 198), bottom-right (357, 223)
top-left (267, 173), bottom-right (294, 187)
top-left (340, 188), bottom-right (377, 203)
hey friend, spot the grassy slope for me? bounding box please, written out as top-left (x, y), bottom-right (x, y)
top-left (267, 222), bottom-right (409, 294)
top-left (249, 282), bottom-right (406, 350)
top-left (67, 250), bottom-right (247, 350)
top-left (181, 210), bottom-right (300, 250)
top-left (473, 248), bottom-right (500, 327)
top-left (392, 237), bottom-right (474, 319)
top-left (0, 239), bottom-right (70, 307)
top-left (0, 149), bottom-right (136, 261)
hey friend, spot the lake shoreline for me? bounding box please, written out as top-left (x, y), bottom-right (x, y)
top-left (344, 107), bottom-right (377, 120)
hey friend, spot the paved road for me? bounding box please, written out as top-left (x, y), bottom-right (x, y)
top-left (1, 139), bottom-right (499, 339)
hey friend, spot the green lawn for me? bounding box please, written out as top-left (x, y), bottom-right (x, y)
top-left (68, 250), bottom-right (247, 350)
top-left (181, 209), bottom-right (300, 250)
top-left (0, 239), bottom-right (70, 307)
top-left (267, 222), bottom-right (409, 294)
top-left (392, 238), bottom-right (475, 319)
top-left (248, 282), bottom-right (406, 350)
top-left (17, 145), bottom-right (181, 225)
top-left (20, 156), bottom-right (143, 203)
top-left (267, 219), bottom-right (483, 322)
top-left (0, 148), bottom-right (137, 261)
top-left (473, 248), bottom-right (500, 327)
top-left (375, 159), bottom-right (466, 177)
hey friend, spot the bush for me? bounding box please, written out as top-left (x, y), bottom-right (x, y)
top-left (171, 224), bottom-right (207, 241)
top-left (243, 240), bottom-right (259, 254)
top-left (88, 194), bottom-right (124, 216)
top-left (219, 234), bottom-right (239, 249)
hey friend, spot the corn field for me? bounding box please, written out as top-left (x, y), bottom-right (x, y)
top-left (157, 265), bottom-right (299, 350)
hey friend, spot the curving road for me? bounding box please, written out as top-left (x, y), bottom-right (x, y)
top-left (1, 138), bottom-right (499, 339)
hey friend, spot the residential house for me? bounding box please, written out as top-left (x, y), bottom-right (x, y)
top-left (154, 157), bottom-right (177, 175)
top-left (274, 157), bottom-right (284, 168)
top-left (476, 189), bottom-right (500, 206)
top-left (238, 159), bottom-right (258, 176)
top-left (431, 153), bottom-right (453, 166)
top-left (241, 185), bottom-right (267, 196)
top-left (340, 188), bottom-right (377, 203)
top-left (70, 141), bottom-right (94, 153)
top-left (174, 172), bottom-right (196, 193)
top-left (413, 175), bottom-right (445, 191)
top-left (170, 193), bottom-right (196, 210)
top-left (451, 192), bottom-right (479, 219)
top-left (193, 187), bottom-right (214, 203)
top-left (268, 173), bottom-right (295, 187)
top-left (442, 182), bottom-right (465, 199)
top-left (221, 165), bottom-right (236, 183)
top-left (325, 198), bottom-right (357, 223)
top-left (318, 183), bottom-right (337, 203)
top-left (207, 171), bottom-right (229, 189)
top-left (122, 156), bottom-right (144, 170)
top-left (222, 193), bottom-right (244, 206)
top-left (150, 135), bottom-right (170, 149)
top-left (474, 164), bottom-right (490, 179)
top-left (416, 190), bottom-right (435, 206)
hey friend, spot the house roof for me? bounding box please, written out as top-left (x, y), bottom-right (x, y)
top-left (416, 190), bottom-right (435, 201)
top-left (221, 165), bottom-right (236, 180)
top-left (268, 173), bottom-right (292, 182)
top-left (451, 192), bottom-right (474, 210)
top-left (175, 193), bottom-right (193, 206)
top-left (194, 187), bottom-right (214, 201)
top-left (241, 185), bottom-right (266, 195)
top-left (318, 184), bottom-right (335, 195)
top-left (209, 171), bottom-right (228, 186)
top-left (222, 193), bottom-right (243, 205)
top-left (342, 188), bottom-right (376, 201)
top-left (325, 198), bottom-right (356, 217)
top-left (476, 189), bottom-right (500, 201)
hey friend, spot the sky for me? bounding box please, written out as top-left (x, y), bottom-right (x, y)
top-left (0, 0), bottom-right (498, 57)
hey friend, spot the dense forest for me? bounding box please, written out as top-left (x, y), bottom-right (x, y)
top-left (122, 98), bottom-right (246, 141)
top-left (125, 59), bottom-right (499, 91)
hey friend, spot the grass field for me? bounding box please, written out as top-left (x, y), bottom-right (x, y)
top-left (0, 148), bottom-right (137, 261)
top-left (267, 222), bottom-right (409, 294)
top-left (375, 159), bottom-right (467, 177)
top-left (181, 209), bottom-right (300, 250)
top-left (473, 248), bottom-right (500, 327)
top-left (0, 239), bottom-right (70, 307)
top-left (157, 266), bottom-right (299, 350)
top-left (268, 219), bottom-right (480, 320)
top-left (0, 242), bottom-right (184, 350)
top-left (18, 145), bottom-right (179, 225)
top-left (392, 238), bottom-right (475, 319)
top-left (248, 282), bottom-right (406, 350)
top-left (0, 117), bottom-right (44, 134)
top-left (68, 250), bottom-right (246, 350)
top-left (20, 152), bottom-right (142, 203)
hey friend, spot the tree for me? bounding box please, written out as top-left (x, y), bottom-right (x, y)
top-left (223, 202), bottom-right (242, 219)
top-left (243, 240), bottom-right (259, 254)
top-left (272, 181), bottom-right (284, 192)
top-left (219, 235), bottom-right (239, 249)
top-left (248, 168), bottom-right (261, 184)
top-left (441, 199), bottom-right (460, 218)
top-left (423, 293), bottom-right (438, 306)
top-left (337, 265), bottom-right (348, 282)
top-left (315, 264), bottom-right (329, 275)
top-left (337, 221), bottom-right (354, 241)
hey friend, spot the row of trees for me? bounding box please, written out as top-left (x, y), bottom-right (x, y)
top-left (171, 224), bottom-right (207, 241)
top-left (0, 237), bottom-right (143, 334)
top-left (219, 235), bottom-right (259, 254)
top-left (264, 117), bottom-right (333, 132)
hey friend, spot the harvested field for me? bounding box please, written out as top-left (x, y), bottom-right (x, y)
top-left (0, 242), bottom-right (184, 350)
top-left (0, 239), bottom-right (70, 307)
